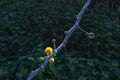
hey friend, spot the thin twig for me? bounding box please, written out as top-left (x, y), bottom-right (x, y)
top-left (78, 27), bottom-right (89, 34)
top-left (52, 39), bottom-right (56, 50)
top-left (27, 0), bottom-right (91, 80)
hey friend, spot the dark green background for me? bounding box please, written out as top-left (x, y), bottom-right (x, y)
top-left (0, 0), bottom-right (120, 80)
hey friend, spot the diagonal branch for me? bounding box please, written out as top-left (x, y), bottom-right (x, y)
top-left (27, 0), bottom-right (91, 80)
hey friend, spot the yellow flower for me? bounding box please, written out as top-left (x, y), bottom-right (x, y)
top-left (45, 47), bottom-right (53, 55)
top-left (49, 58), bottom-right (54, 63)
top-left (39, 57), bottom-right (44, 62)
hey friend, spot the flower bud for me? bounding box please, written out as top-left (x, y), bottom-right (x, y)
top-left (49, 58), bottom-right (54, 63)
top-left (88, 32), bottom-right (95, 39)
top-left (52, 39), bottom-right (56, 42)
top-left (39, 57), bottom-right (44, 62)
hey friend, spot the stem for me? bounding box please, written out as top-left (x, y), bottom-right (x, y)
top-left (78, 27), bottom-right (89, 34)
top-left (27, 0), bottom-right (91, 80)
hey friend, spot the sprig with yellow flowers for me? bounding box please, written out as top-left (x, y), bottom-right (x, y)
top-left (39, 46), bottom-right (54, 63)
top-left (28, 0), bottom-right (94, 80)
top-left (39, 39), bottom-right (56, 63)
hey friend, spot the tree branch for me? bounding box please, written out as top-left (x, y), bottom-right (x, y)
top-left (27, 0), bottom-right (91, 80)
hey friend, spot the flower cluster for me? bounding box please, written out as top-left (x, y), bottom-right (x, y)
top-left (39, 47), bottom-right (55, 63)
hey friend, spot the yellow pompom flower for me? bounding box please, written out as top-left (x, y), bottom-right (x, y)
top-left (49, 58), bottom-right (54, 63)
top-left (39, 57), bottom-right (44, 62)
top-left (45, 47), bottom-right (53, 55)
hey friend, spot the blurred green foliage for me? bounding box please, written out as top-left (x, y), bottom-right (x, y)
top-left (0, 0), bottom-right (120, 80)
